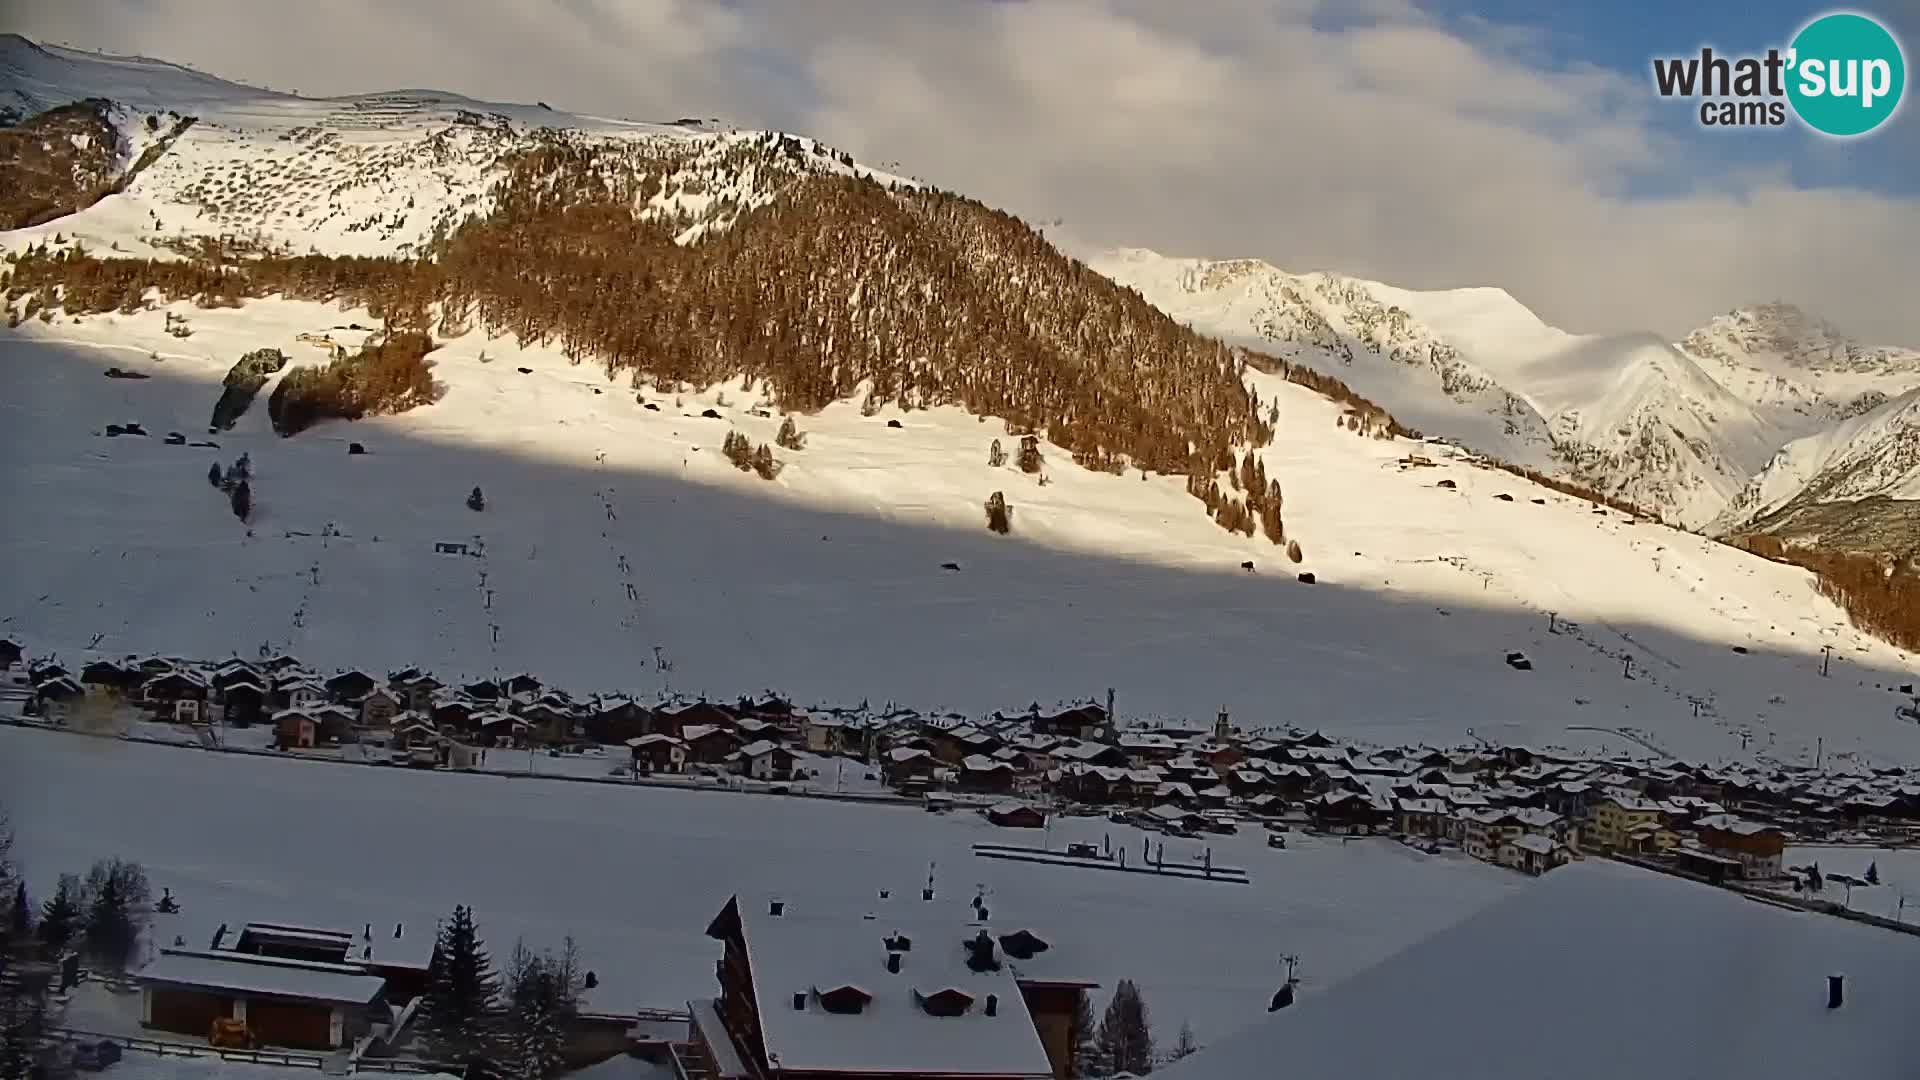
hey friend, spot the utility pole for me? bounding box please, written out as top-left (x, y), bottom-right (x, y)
top-left (1816, 736), bottom-right (1824, 772)
top-left (1622, 655), bottom-right (1634, 680)
top-left (1547, 612), bottom-right (1557, 634)
top-left (1820, 645), bottom-right (1834, 677)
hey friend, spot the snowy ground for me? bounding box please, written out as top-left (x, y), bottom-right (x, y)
top-left (1778, 845), bottom-right (1920, 923)
top-left (4, 311), bottom-right (1918, 768)
top-left (0, 725), bottom-right (1523, 1044)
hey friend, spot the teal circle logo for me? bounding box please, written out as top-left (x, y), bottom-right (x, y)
top-left (1787, 12), bottom-right (1906, 136)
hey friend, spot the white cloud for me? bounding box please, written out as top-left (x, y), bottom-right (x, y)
top-left (10, 0), bottom-right (1918, 343)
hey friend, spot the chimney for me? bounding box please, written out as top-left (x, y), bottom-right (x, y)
top-left (792, 992), bottom-right (807, 1011)
top-left (770, 899), bottom-right (785, 917)
top-left (1827, 973), bottom-right (1844, 1009)
top-left (886, 952), bottom-right (902, 975)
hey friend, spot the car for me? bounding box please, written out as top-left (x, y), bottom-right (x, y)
top-left (1267, 833), bottom-right (1288, 850)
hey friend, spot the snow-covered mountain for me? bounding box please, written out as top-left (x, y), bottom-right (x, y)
top-left (1716, 387), bottom-right (1920, 549)
top-left (1090, 251), bottom-right (1920, 535)
top-left (4, 36), bottom-right (1919, 767)
top-left (1680, 302), bottom-right (1920, 432)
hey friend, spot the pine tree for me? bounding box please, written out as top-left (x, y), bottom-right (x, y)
top-left (39, 874), bottom-right (81, 958)
top-left (230, 479), bottom-right (251, 522)
top-left (83, 858), bottom-right (148, 974)
top-left (1070, 990), bottom-right (1103, 1078)
top-left (467, 486), bottom-right (486, 512)
top-left (1865, 861), bottom-right (1879, 885)
top-left (207, 462), bottom-right (222, 487)
top-left (418, 905), bottom-right (502, 1065)
top-left (1094, 979), bottom-right (1153, 1076)
top-left (9, 881), bottom-right (30, 941)
top-left (988, 438), bottom-right (1005, 468)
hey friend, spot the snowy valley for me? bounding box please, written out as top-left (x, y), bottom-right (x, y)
top-left (0, 34), bottom-right (1917, 768)
top-left (5, 28), bottom-right (1920, 1080)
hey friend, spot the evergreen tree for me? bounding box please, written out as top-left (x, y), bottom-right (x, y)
top-left (83, 858), bottom-right (148, 974)
top-left (39, 874), bottom-right (81, 958)
top-left (467, 486), bottom-right (486, 512)
top-left (1070, 990), bottom-right (1103, 1078)
top-left (207, 462), bottom-right (222, 487)
top-left (230, 479), bottom-right (251, 522)
top-left (418, 905), bottom-right (502, 1065)
top-left (9, 881), bottom-right (30, 941)
top-left (988, 438), bottom-right (1005, 468)
top-left (1865, 861), bottom-right (1879, 885)
top-left (81, 857), bottom-right (142, 976)
top-left (1094, 979), bottom-right (1153, 1076)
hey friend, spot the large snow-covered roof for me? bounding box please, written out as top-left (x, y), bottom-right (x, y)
top-left (736, 901), bottom-right (1057, 1077)
top-left (1160, 861), bottom-right (1920, 1080)
top-left (138, 949), bottom-right (388, 1005)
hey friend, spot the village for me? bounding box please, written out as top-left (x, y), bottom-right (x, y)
top-left (4, 633), bottom-right (1919, 1080)
top-left (6, 635), bottom-right (1917, 888)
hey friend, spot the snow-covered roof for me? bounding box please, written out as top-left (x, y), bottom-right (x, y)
top-left (1695, 814), bottom-right (1781, 836)
top-left (740, 739), bottom-right (784, 758)
top-left (137, 949), bottom-right (387, 1005)
top-left (1160, 862), bottom-right (1920, 1080)
top-left (737, 904), bottom-right (1055, 1077)
top-left (1507, 834), bottom-right (1558, 855)
top-left (626, 733), bottom-right (684, 748)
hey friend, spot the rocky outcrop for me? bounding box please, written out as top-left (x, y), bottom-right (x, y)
top-left (209, 347), bottom-right (288, 431)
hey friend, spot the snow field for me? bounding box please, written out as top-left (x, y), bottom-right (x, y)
top-left (3, 296), bottom-right (1919, 767)
top-left (0, 726), bottom-right (1523, 1044)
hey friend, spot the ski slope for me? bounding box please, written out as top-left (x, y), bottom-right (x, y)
top-left (3, 297), bottom-right (1918, 768)
top-left (0, 725), bottom-right (1525, 1043)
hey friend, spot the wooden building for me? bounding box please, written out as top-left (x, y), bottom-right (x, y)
top-left (221, 681), bottom-right (267, 727)
top-left (139, 948), bottom-right (388, 1050)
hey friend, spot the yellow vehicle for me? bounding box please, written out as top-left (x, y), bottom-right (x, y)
top-left (209, 1018), bottom-right (257, 1050)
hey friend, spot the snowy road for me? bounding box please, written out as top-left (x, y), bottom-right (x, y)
top-left (0, 725), bottom-right (1521, 1044)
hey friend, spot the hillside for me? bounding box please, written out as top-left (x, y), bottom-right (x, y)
top-left (3, 37), bottom-right (1919, 767)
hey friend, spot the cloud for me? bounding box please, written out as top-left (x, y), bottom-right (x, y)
top-left (12, 0), bottom-right (1918, 343)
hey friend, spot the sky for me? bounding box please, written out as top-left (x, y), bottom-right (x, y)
top-left (7, 0), bottom-right (1918, 343)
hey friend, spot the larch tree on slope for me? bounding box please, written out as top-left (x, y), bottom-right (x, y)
top-left (418, 904), bottom-right (503, 1066)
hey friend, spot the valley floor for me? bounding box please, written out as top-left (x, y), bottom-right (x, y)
top-left (0, 725), bottom-right (1523, 1044)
